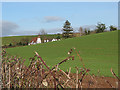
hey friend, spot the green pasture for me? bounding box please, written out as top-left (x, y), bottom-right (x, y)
top-left (5, 31), bottom-right (118, 77)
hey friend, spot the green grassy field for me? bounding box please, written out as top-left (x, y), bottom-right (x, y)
top-left (5, 31), bottom-right (118, 77)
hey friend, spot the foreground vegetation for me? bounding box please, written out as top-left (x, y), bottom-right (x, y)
top-left (5, 31), bottom-right (118, 77)
top-left (2, 49), bottom-right (118, 88)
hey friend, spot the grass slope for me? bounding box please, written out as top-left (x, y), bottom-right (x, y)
top-left (5, 31), bottom-right (118, 77)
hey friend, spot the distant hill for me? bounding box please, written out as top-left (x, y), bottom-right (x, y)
top-left (5, 31), bottom-right (118, 77)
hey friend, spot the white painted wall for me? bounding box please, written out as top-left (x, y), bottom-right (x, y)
top-left (37, 38), bottom-right (41, 43)
top-left (47, 39), bottom-right (49, 42)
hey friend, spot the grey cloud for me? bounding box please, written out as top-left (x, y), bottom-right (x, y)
top-left (1, 20), bottom-right (19, 36)
top-left (2, 27), bottom-right (62, 37)
top-left (2, 29), bottom-right (40, 37)
top-left (44, 16), bottom-right (64, 22)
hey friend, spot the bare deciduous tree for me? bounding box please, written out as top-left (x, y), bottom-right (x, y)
top-left (39, 29), bottom-right (47, 35)
top-left (78, 27), bottom-right (83, 36)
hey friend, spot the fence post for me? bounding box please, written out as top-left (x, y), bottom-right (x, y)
top-left (9, 63), bottom-right (11, 88)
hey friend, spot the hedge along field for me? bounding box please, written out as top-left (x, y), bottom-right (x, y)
top-left (5, 31), bottom-right (118, 77)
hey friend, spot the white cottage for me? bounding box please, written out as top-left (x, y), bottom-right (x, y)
top-left (28, 35), bottom-right (41, 45)
top-left (47, 39), bottom-right (49, 42)
top-left (44, 39), bottom-right (47, 43)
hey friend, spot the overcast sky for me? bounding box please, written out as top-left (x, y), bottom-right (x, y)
top-left (2, 2), bottom-right (118, 36)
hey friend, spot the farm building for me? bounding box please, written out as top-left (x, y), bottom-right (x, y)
top-left (44, 38), bottom-right (60, 43)
top-left (28, 35), bottom-right (41, 45)
top-left (52, 38), bottom-right (57, 42)
top-left (28, 35), bottom-right (61, 45)
top-left (44, 38), bottom-right (49, 43)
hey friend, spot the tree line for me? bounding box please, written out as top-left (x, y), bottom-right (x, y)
top-left (62, 20), bottom-right (118, 38)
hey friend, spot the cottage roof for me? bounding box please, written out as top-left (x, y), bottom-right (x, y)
top-left (30, 37), bottom-right (38, 43)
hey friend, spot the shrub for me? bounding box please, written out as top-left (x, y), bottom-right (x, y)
top-left (22, 43), bottom-right (26, 46)
top-left (9, 43), bottom-right (12, 47)
top-left (17, 42), bottom-right (22, 46)
top-left (96, 22), bottom-right (107, 33)
top-left (109, 25), bottom-right (117, 31)
top-left (56, 36), bottom-right (61, 39)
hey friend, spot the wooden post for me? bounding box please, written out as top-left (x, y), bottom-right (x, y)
top-left (76, 67), bottom-right (79, 89)
top-left (0, 60), bottom-right (2, 89)
top-left (2, 62), bottom-right (5, 88)
top-left (68, 67), bottom-right (71, 77)
top-left (9, 63), bottom-right (11, 88)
